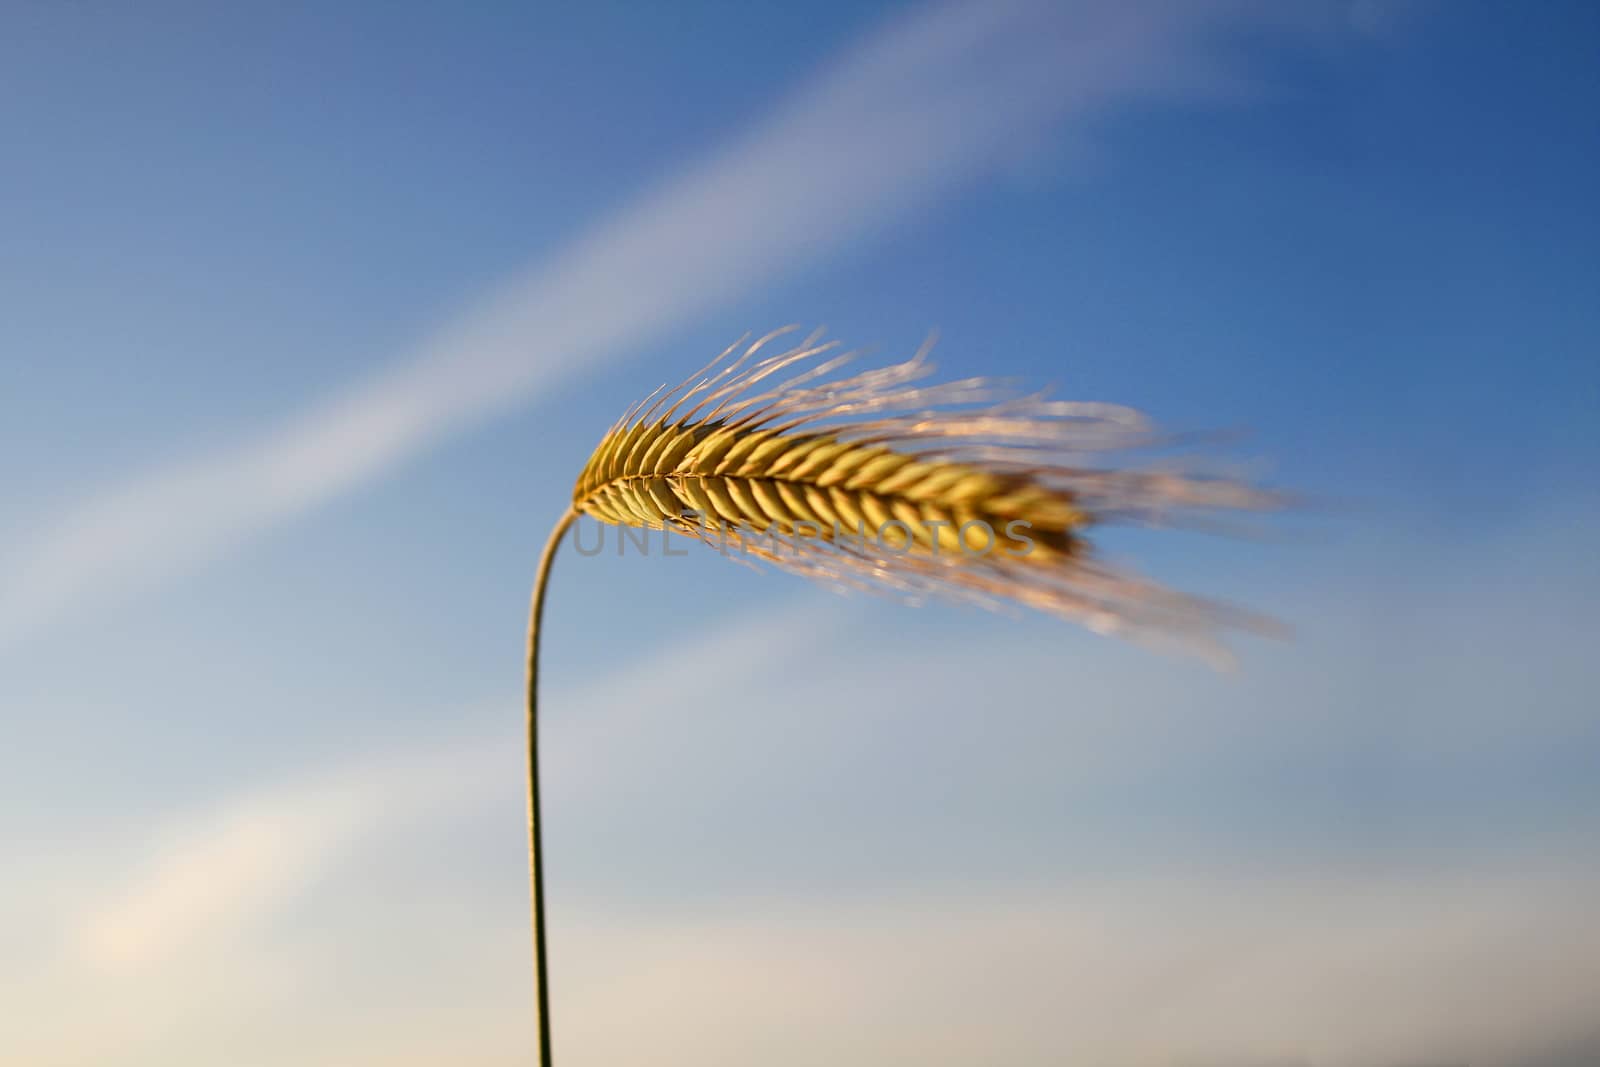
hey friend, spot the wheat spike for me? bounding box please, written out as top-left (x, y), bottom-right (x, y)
top-left (569, 326), bottom-right (1277, 655)
top-left (524, 327), bottom-right (1280, 1065)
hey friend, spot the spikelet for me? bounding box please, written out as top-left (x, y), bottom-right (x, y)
top-left (571, 327), bottom-right (1279, 660)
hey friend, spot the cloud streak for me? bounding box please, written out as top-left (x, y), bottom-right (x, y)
top-left (54, 603), bottom-right (827, 976)
top-left (0, 0), bottom-right (1292, 648)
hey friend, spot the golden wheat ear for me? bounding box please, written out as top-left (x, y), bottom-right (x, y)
top-left (570, 325), bottom-right (1281, 661)
top-left (523, 328), bottom-right (1283, 1065)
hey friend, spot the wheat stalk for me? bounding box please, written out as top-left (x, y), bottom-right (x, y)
top-left (524, 327), bottom-right (1279, 1063)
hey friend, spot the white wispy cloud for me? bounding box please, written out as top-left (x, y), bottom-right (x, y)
top-left (66, 738), bottom-right (493, 975)
top-left (0, 0), bottom-right (1300, 648)
top-left (0, 604), bottom-right (838, 1064)
top-left (53, 603), bottom-right (830, 977)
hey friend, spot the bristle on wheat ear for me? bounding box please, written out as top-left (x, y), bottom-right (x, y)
top-left (570, 326), bottom-right (1280, 660)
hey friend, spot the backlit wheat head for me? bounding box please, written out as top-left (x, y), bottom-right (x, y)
top-left (568, 326), bottom-right (1278, 660)
top-left (523, 327), bottom-right (1281, 1064)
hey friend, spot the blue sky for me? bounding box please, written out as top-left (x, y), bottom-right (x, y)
top-left (3, 2), bottom-right (1599, 1064)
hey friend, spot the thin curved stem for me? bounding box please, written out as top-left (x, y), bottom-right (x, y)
top-left (526, 507), bottom-right (576, 1067)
